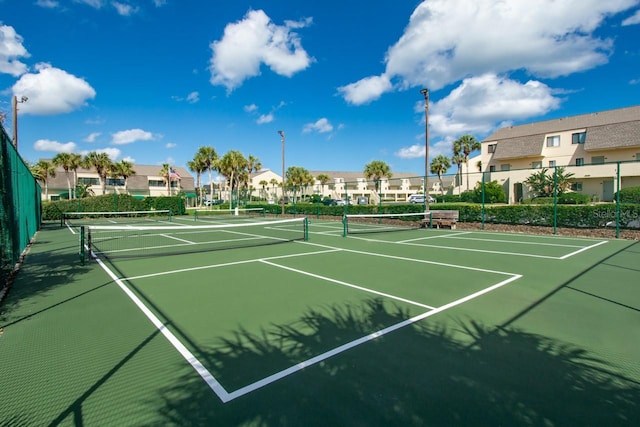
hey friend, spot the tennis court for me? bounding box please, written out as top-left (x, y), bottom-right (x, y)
top-left (1, 214), bottom-right (638, 425)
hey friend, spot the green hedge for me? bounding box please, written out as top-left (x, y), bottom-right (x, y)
top-left (253, 201), bottom-right (640, 229)
top-left (43, 194), bottom-right (186, 220)
top-left (615, 186), bottom-right (640, 204)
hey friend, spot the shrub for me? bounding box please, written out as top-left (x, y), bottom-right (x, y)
top-left (614, 186), bottom-right (640, 204)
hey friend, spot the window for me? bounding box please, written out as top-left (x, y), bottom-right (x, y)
top-left (571, 182), bottom-right (583, 191)
top-left (500, 164), bottom-right (511, 171)
top-left (531, 161), bottom-right (542, 169)
top-left (548, 160), bottom-right (556, 167)
top-left (488, 144), bottom-right (497, 153)
top-left (592, 156), bottom-right (605, 165)
top-left (572, 132), bottom-right (586, 144)
top-left (489, 165), bottom-right (496, 172)
top-left (575, 158), bottom-right (584, 166)
top-left (148, 180), bottom-right (165, 187)
top-left (77, 177), bottom-right (99, 186)
top-left (546, 135), bottom-right (560, 147)
top-left (107, 178), bottom-right (125, 186)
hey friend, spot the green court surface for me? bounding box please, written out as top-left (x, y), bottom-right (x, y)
top-left (1, 218), bottom-right (639, 426)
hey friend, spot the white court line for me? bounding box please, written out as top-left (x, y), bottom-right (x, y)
top-left (437, 235), bottom-right (585, 248)
top-left (161, 234), bottom-right (196, 244)
top-left (225, 272), bottom-right (522, 401)
top-left (347, 235), bottom-right (562, 260)
top-left (94, 242), bottom-right (522, 403)
top-left (93, 256), bottom-right (232, 402)
top-left (260, 260), bottom-right (436, 310)
top-left (559, 240), bottom-right (608, 259)
top-left (122, 249), bottom-right (342, 281)
top-left (399, 231), bottom-right (472, 243)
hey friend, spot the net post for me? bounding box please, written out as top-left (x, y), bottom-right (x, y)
top-left (429, 211), bottom-right (433, 229)
top-left (342, 215), bottom-right (347, 237)
top-left (61, 212), bottom-right (65, 228)
top-left (169, 210), bottom-right (173, 222)
top-left (80, 226), bottom-right (85, 265)
top-left (304, 217), bottom-right (309, 241)
top-left (194, 210), bottom-right (198, 222)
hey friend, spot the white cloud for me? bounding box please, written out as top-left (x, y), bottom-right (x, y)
top-left (428, 74), bottom-right (561, 138)
top-left (166, 142), bottom-right (177, 148)
top-left (257, 113), bottom-right (274, 124)
top-left (12, 63), bottom-right (96, 115)
top-left (395, 143), bottom-right (424, 159)
top-left (97, 147), bottom-right (121, 160)
top-left (74, 0), bottom-right (104, 8)
top-left (0, 25), bottom-right (30, 76)
top-left (112, 2), bottom-right (139, 16)
top-left (153, 0), bottom-right (167, 6)
top-left (84, 132), bottom-right (101, 142)
top-left (186, 91), bottom-right (199, 103)
top-left (209, 9), bottom-right (314, 92)
top-left (338, 75), bottom-right (392, 106)
top-left (622, 10), bottom-right (640, 25)
top-left (122, 155), bottom-right (135, 163)
top-left (110, 129), bottom-right (154, 145)
top-left (244, 103), bottom-right (258, 113)
top-left (35, 0), bottom-right (59, 9)
top-left (340, 0), bottom-right (635, 105)
top-left (34, 139), bottom-right (77, 153)
top-left (303, 118), bottom-right (334, 133)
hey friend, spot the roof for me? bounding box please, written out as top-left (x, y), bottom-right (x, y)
top-left (484, 105), bottom-right (640, 142)
top-left (484, 105), bottom-right (640, 157)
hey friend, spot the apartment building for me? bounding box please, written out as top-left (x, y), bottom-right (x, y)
top-left (43, 163), bottom-right (195, 201)
top-left (480, 105), bottom-right (640, 203)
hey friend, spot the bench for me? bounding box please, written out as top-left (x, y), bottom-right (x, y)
top-left (421, 210), bottom-right (459, 229)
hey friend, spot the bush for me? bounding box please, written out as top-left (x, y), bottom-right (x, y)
top-left (614, 186), bottom-right (640, 204)
top-left (558, 192), bottom-right (591, 204)
top-left (42, 194), bottom-right (185, 220)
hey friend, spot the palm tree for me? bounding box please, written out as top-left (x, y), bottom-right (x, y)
top-left (259, 180), bottom-right (269, 200)
top-left (196, 146), bottom-right (218, 204)
top-left (82, 151), bottom-right (112, 195)
top-left (31, 160), bottom-right (56, 199)
top-left (246, 154), bottom-right (261, 181)
top-left (52, 152), bottom-right (74, 199)
top-left (364, 160), bottom-right (392, 199)
top-left (218, 150), bottom-right (247, 205)
top-left (188, 154), bottom-right (207, 206)
top-left (286, 166), bottom-right (314, 203)
top-left (451, 153), bottom-right (465, 195)
top-left (75, 183), bottom-right (95, 198)
top-left (453, 134), bottom-right (481, 190)
top-left (67, 153), bottom-right (83, 199)
top-left (316, 173), bottom-right (331, 198)
top-left (269, 178), bottom-right (279, 200)
top-left (110, 160), bottom-right (136, 194)
top-left (159, 163), bottom-right (172, 196)
top-left (430, 155), bottom-right (451, 196)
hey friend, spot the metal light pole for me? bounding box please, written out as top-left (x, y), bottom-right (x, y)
top-left (420, 88), bottom-right (430, 212)
top-left (12, 95), bottom-right (28, 149)
top-left (278, 130), bottom-right (285, 215)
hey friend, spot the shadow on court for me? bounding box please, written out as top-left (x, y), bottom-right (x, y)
top-left (152, 297), bottom-right (640, 426)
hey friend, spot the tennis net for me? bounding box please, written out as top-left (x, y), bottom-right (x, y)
top-left (82, 216), bottom-right (308, 260)
top-left (193, 207), bottom-right (266, 221)
top-left (343, 212), bottom-right (428, 235)
top-left (62, 210), bottom-right (172, 227)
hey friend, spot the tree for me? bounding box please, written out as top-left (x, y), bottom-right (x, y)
top-left (524, 167), bottom-right (575, 198)
top-left (453, 134), bottom-right (481, 190)
top-left (110, 160), bottom-right (136, 194)
top-left (68, 153), bottom-right (82, 199)
top-left (316, 174), bottom-right (331, 198)
top-left (269, 178), bottom-right (279, 199)
top-left (31, 160), bottom-right (56, 199)
top-left (218, 150), bottom-right (248, 205)
top-left (75, 182), bottom-right (95, 198)
top-left (259, 180), bottom-right (269, 199)
top-left (196, 146), bottom-right (218, 204)
top-left (364, 160), bottom-right (392, 195)
top-left (82, 151), bottom-right (112, 195)
top-left (430, 155), bottom-right (451, 196)
top-left (188, 154), bottom-right (207, 206)
top-left (286, 166), bottom-right (313, 203)
top-left (52, 153), bottom-right (74, 199)
top-left (451, 153), bottom-right (465, 195)
top-left (159, 163), bottom-right (179, 196)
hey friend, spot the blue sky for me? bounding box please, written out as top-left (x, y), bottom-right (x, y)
top-left (1, 0), bottom-right (639, 182)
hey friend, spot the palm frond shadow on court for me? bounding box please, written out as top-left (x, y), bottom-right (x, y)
top-left (153, 298), bottom-right (640, 426)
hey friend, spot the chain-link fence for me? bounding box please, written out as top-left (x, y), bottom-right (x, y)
top-left (1, 123), bottom-right (41, 288)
